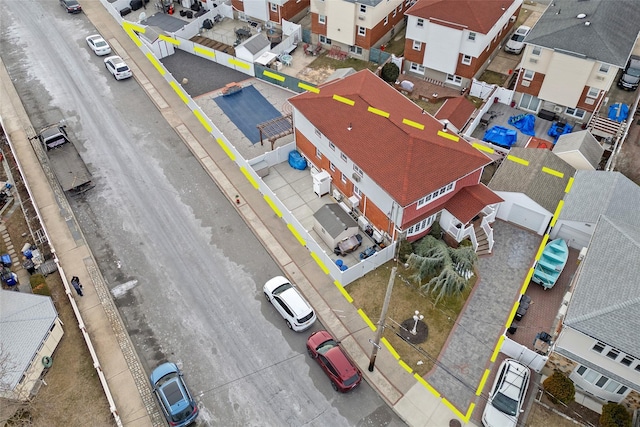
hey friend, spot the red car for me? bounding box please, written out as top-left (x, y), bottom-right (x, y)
top-left (306, 330), bottom-right (362, 392)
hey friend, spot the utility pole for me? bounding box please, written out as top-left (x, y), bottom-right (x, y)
top-left (368, 266), bottom-right (397, 372)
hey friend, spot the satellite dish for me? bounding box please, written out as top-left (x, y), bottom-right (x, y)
top-left (138, 12), bottom-right (147, 22)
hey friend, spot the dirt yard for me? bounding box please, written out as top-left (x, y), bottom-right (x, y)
top-left (614, 117), bottom-right (640, 186)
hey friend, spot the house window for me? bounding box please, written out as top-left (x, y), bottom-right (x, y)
top-left (519, 93), bottom-right (540, 111)
top-left (319, 14), bottom-right (326, 25)
top-left (592, 342), bottom-right (605, 353)
top-left (349, 46), bottom-right (363, 55)
top-left (398, 4), bottom-right (402, 12)
top-left (410, 62), bottom-right (425, 74)
top-left (576, 365), bottom-right (628, 395)
top-left (621, 356), bottom-right (634, 367)
top-left (358, 26), bottom-right (366, 36)
top-left (392, 9), bottom-right (396, 17)
top-left (353, 164), bottom-right (363, 176)
top-left (360, 4), bottom-right (366, 13)
top-left (340, 152), bottom-right (347, 162)
top-left (635, 364), bottom-right (640, 373)
top-left (341, 173), bottom-right (347, 183)
top-left (523, 69), bottom-right (534, 80)
top-left (462, 55), bottom-right (472, 65)
top-left (416, 182), bottom-right (454, 208)
top-left (384, 16), bottom-right (388, 26)
top-left (468, 32), bottom-right (476, 41)
top-left (319, 35), bottom-right (332, 45)
top-left (606, 348), bottom-right (620, 360)
top-left (270, 2), bottom-right (277, 12)
top-left (587, 87), bottom-right (599, 99)
top-left (417, 18), bottom-right (424, 28)
top-left (406, 214), bottom-right (436, 237)
top-left (532, 46), bottom-right (541, 56)
top-left (412, 40), bottom-right (422, 51)
top-left (328, 141), bottom-right (335, 151)
top-left (353, 185), bottom-right (362, 197)
top-left (330, 162), bottom-right (336, 172)
top-left (315, 128), bottom-right (322, 137)
top-left (316, 148), bottom-right (322, 159)
top-left (599, 63), bottom-right (610, 73)
top-left (446, 74), bottom-right (462, 85)
top-left (565, 107), bottom-right (586, 119)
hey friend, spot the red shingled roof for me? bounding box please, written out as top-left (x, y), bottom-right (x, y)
top-left (289, 70), bottom-right (491, 207)
top-left (406, 0), bottom-right (518, 34)
top-left (442, 184), bottom-right (504, 223)
top-left (435, 96), bottom-right (476, 131)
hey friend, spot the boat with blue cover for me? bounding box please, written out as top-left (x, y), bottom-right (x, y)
top-left (532, 239), bottom-right (568, 289)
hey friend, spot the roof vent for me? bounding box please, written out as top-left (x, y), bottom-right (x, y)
top-left (585, 21), bottom-right (591, 26)
top-left (576, 13), bottom-right (586, 19)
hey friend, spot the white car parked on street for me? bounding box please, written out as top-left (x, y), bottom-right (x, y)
top-left (482, 359), bottom-right (531, 427)
top-left (104, 55), bottom-right (132, 80)
top-left (86, 34), bottom-right (111, 56)
top-left (264, 276), bottom-right (316, 332)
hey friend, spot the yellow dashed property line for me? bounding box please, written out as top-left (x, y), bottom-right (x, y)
top-left (298, 82), bottom-right (319, 93)
top-left (464, 404), bottom-right (475, 422)
top-left (535, 234), bottom-right (550, 261)
top-left (216, 137), bottom-right (235, 160)
top-left (476, 369), bottom-right (491, 395)
top-left (333, 94), bottom-right (355, 106)
top-left (263, 70), bottom-right (285, 82)
top-left (508, 301), bottom-right (520, 324)
top-left (565, 176), bottom-right (574, 193)
top-left (263, 194), bottom-right (282, 217)
top-left (146, 52), bottom-right (166, 76)
top-left (193, 110), bottom-right (212, 133)
top-left (472, 142), bottom-right (495, 154)
top-left (542, 166), bottom-right (564, 178)
top-left (122, 22), bottom-right (144, 47)
top-left (358, 309), bottom-right (377, 331)
top-left (310, 252), bottom-right (330, 274)
top-left (550, 200), bottom-right (564, 227)
top-left (402, 118), bottom-right (425, 130)
top-left (491, 335), bottom-right (505, 362)
top-left (414, 375), bottom-right (441, 397)
top-left (506, 154), bottom-right (529, 166)
top-left (333, 280), bottom-right (353, 303)
top-left (399, 360), bottom-right (413, 373)
top-left (367, 106), bottom-right (390, 118)
top-left (520, 268), bottom-right (534, 294)
top-left (287, 223), bottom-right (306, 246)
top-left (228, 58), bottom-right (250, 69)
top-left (239, 166), bottom-right (259, 189)
top-left (193, 45), bottom-right (215, 58)
top-left (442, 398), bottom-right (467, 422)
top-left (437, 130), bottom-right (459, 142)
top-left (381, 337), bottom-right (400, 359)
top-left (169, 81), bottom-right (188, 104)
top-left (159, 34), bottom-right (179, 45)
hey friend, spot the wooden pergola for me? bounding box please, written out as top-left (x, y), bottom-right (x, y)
top-left (257, 114), bottom-right (293, 150)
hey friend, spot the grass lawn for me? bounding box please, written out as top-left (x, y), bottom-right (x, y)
top-left (346, 261), bottom-right (474, 377)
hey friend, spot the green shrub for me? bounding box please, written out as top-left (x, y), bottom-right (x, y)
top-left (380, 62), bottom-right (399, 83)
top-left (459, 239), bottom-right (473, 247)
top-left (397, 239), bottom-right (413, 263)
top-left (429, 222), bottom-right (443, 239)
top-left (600, 403), bottom-right (631, 427)
top-left (30, 274), bottom-right (51, 296)
top-left (542, 371), bottom-right (575, 405)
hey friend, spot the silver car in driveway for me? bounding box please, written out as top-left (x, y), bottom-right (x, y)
top-left (482, 359), bottom-right (531, 427)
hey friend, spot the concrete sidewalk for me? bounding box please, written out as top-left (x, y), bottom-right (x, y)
top-left (0, 2), bottom-right (492, 427)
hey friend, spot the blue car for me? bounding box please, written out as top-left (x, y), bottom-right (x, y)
top-left (150, 363), bottom-right (199, 427)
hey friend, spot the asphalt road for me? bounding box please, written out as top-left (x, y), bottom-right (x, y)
top-left (0, 1), bottom-right (402, 426)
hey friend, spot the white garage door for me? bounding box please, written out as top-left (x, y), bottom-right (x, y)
top-left (508, 204), bottom-right (547, 234)
top-left (554, 224), bottom-right (591, 249)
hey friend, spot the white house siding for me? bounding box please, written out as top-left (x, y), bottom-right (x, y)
top-left (554, 151), bottom-right (596, 171)
top-left (550, 220), bottom-right (592, 250)
top-left (244, 0), bottom-right (269, 22)
top-left (326, 0), bottom-right (356, 44)
top-left (495, 191), bottom-right (550, 235)
top-left (293, 110), bottom-right (401, 225)
top-left (423, 24), bottom-right (462, 75)
top-left (556, 327), bottom-right (639, 404)
top-left (538, 52), bottom-right (595, 108)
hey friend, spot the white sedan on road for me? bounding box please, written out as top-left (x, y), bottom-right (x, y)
top-left (264, 276), bottom-right (316, 331)
top-left (104, 55), bottom-right (132, 80)
top-left (86, 34), bottom-right (111, 56)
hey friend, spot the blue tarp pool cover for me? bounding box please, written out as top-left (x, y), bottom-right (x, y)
top-left (608, 103), bottom-right (629, 122)
top-left (547, 122), bottom-right (573, 142)
top-left (508, 114), bottom-right (536, 136)
top-left (483, 126), bottom-right (517, 148)
top-left (288, 150), bottom-right (307, 170)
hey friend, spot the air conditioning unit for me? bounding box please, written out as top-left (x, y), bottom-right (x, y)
top-left (529, 58), bottom-right (538, 64)
top-left (332, 189), bottom-right (342, 201)
top-left (553, 105), bottom-right (563, 113)
top-left (585, 98), bottom-right (595, 105)
top-left (352, 173), bottom-right (361, 182)
top-left (521, 80), bottom-right (530, 87)
top-left (595, 75), bottom-right (605, 81)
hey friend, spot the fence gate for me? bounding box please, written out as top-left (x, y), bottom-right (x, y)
top-left (369, 48), bottom-right (391, 64)
top-left (301, 28), bottom-right (311, 44)
top-left (500, 336), bottom-right (548, 373)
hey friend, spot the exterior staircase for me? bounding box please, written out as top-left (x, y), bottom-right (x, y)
top-left (587, 114), bottom-right (626, 139)
top-left (475, 225), bottom-right (492, 256)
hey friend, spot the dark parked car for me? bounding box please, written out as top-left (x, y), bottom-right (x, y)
top-left (150, 363), bottom-right (199, 427)
top-left (306, 330), bottom-right (362, 392)
top-left (60, 0), bottom-right (82, 13)
top-left (618, 55), bottom-right (640, 91)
